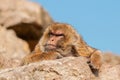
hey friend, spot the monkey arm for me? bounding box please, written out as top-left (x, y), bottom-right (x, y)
top-left (74, 40), bottom-right (102, 69)
top-left (75, 46), bottom-right (102, 69)
top-left (79, 48), bottom-right (102, 69)
top-left (22, 51), bottom-right (63, 65)
top-left (74, 43), bottom-right (91, 57)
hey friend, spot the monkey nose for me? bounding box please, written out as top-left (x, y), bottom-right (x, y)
top-left (52, 39), bottom-right (54, 41)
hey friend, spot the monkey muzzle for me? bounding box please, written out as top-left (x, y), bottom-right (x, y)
top-left (44, 44), bottom-right (57, 51)
top-left (44, 44), bottom-right (63, 52)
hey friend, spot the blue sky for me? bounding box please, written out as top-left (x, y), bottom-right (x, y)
top-left (31, 0), bottom-right (120, 55)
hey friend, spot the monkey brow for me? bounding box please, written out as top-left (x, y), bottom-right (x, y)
top-left (49, 32), bottom-right (64, 36)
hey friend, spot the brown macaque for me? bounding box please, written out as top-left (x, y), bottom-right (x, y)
top-left (22, 22), bottom-right (102, 70)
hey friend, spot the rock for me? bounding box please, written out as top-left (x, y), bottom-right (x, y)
top-left (0, 51), bottom-right (120, 80)
top-left (0, 57), bottom-right (96, 80)
top-left (103, 53), bottom-right (120, 65)
top-left (0, 0), bottom-right (53, 28)
top-left (99, 64), bottom-right (120, 80)
top-left (0, 0), bottom-right (120, 79)
top-left (0, 27), bottom-right (30, 69)
top-left (0, 0), bottom-right (53, 51)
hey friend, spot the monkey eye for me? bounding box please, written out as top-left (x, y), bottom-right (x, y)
top-left (55, 34), bottom-right (64, 37)
top-left (49, 32), bottom-right (64, 37)
top-left (49, 32), bottom-right (54, 37)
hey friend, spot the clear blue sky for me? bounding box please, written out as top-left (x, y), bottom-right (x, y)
top-left (31, 0), bottom-right (120, 55)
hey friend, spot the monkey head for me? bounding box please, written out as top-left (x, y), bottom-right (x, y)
top-left (39, 23), bottom-right (79, 54)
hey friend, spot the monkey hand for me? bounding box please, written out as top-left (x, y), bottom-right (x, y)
top-left (21, 51), bottom-right (63, 65)
top-left (88, 50), bottom-right (102, 70)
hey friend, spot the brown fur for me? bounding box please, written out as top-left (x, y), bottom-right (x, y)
top-left (22, 22), bottom-right (102, 69)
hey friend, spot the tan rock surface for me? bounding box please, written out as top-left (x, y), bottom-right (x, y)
top-left (0, 57), bottom-right (95, 80)
top-left (103, 53), bottom-right (120, 65)
top-left (0, 56), bottom-right (120, 80)
top-left (0, 27), bottom-right (30, 69)
top-left (0, 0), bottom-right (53, 51)
top-left (0, 0), bottom-right (53, 28)
top-left (99, 64), bottom-right (120, 80)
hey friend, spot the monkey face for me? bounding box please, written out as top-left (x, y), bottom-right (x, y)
top-left (44, 30), bottom-right (65, 52)
top-left (40, 23), bottom-right (77, 53)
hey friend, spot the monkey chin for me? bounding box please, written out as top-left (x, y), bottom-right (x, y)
top-left (44, 45), bottom-right (57, 52)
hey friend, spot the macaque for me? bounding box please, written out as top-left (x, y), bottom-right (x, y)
top-left (22, 22), bottom-right (102, 70)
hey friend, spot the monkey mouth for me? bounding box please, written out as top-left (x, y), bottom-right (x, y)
top-left (44, 44), bottom-right (57, 50)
